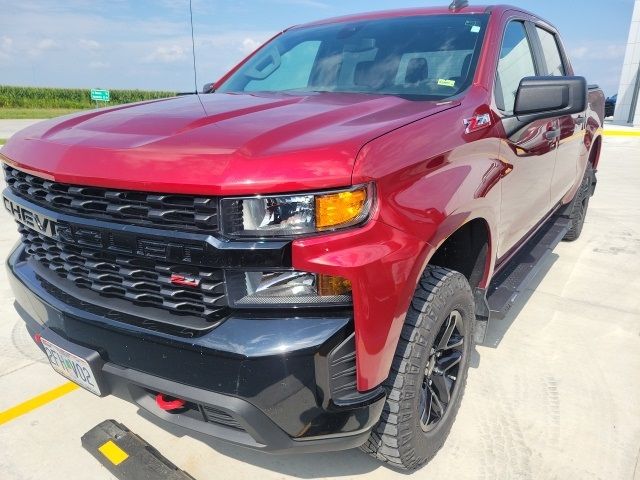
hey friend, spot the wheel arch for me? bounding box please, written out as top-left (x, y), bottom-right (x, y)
top-left (588, 134), bottom-right (603, 170)
top-left (401, 215), bottom-right (496, 349)
top-left (426, 217), bottom-right (493, 290)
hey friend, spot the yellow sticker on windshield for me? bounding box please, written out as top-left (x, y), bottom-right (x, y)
top-left (437, 79), bottom-right (456, 87)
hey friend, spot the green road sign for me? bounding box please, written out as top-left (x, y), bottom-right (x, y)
top-left (90, 89), bottom-right (110, 102)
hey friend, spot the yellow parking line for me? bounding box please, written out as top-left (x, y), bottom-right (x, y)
top-left (603, 130), bottom-right (640, 137)
top-left (0, 382), bottom-right (79, 426)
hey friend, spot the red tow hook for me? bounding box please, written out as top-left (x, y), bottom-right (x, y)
top-left (155, 393), bottom-right (187, 412)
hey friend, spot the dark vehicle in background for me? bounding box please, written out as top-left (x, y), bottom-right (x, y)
top-left (1, 2), bottom-right (604, 471)
top-left (605, 94), bottom-right (617, 117)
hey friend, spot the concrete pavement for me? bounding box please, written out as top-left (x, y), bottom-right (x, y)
top-left (0, 136), bottom-right (639, 479)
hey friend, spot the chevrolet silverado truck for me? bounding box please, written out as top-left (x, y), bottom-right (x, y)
top-left (1, 2), bottom-right (604, 470)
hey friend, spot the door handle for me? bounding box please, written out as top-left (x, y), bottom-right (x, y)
top-left (544, 128), bottom-right (561, 141)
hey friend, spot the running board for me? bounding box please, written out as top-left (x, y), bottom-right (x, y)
top-left (486, 216), bottom-right (570, 321)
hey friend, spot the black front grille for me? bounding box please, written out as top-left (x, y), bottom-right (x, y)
top-left (4, 165), bottom-right (219, 233)
top-left (20, 225), bottom-right (229, 329)
top-left (37, 276), bottom-right (205, 338)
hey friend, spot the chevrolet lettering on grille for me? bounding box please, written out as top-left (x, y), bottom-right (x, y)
top-left (3, 196), bottom-right (57, 237)
top-left (3, 194), bottom-right (206, 264)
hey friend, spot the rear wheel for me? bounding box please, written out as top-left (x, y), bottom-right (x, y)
top-left (360, 266), bottom-right (474, 470)
top-left (563, 163), bottom-right (594, 242)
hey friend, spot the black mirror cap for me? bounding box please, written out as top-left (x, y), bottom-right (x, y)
top-left (202, 82), bottom-right (215, 94)
top-left (514, 76), bottom-right (587, 122)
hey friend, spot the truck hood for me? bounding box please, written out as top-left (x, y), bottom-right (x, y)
top-left (1, 92), bottom-right (458, 195)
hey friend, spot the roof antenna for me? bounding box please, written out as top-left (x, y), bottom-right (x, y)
top-left (189, 0), bottom-right (198, 94)
top-left (449, 0), bottom-right (469, 11)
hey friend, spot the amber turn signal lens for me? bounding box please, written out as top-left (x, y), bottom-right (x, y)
top-left (315, 188), bottom-right (368, 229)
top-left (317, 274), bottom-right (352, 296)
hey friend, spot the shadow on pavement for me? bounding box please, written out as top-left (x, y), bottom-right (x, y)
top-left (482, 253), bottom-right (558, 349)
top-left (137, 409), bottom-right (403, 478)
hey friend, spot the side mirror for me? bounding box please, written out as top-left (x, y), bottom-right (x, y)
top-left (202, 82), bottom-right (215, 94)
top-left (515, 76), bottom-right (587, 118)
top-left (504, 76), bottom-right (587, 135)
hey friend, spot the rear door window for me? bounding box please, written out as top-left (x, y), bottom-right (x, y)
top-left (536, 27), bottom-right (566, 76)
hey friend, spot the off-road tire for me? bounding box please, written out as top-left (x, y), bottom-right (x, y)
top-left (360, 266), bottom-right (475, 470)
top-left (563, 163), bottom-right (594, 242)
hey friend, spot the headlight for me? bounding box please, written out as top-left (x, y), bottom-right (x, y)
top-left (220, 184), bottom-right (373, 238)
top-left (225, 271), bottom-right (352, 307)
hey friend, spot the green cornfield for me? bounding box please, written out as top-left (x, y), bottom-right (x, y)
top-left (0, 85), bottom-right (176, 109)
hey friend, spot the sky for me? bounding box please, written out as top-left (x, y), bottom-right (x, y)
top-left (0, 0), bottom-right (635, 97)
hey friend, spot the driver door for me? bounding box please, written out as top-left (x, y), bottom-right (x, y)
top-left (494, 20), bottom-right (556, 259)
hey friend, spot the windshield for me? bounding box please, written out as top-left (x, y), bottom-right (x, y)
top-left (218, 14), bottom-right (488, 100)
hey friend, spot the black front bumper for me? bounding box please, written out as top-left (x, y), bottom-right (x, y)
top-left (7, 244), bottom-right (385, 453)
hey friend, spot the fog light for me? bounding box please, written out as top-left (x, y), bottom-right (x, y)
top-left (226, 271), bottom-right (352, 307)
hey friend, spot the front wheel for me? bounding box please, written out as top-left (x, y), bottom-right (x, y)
top-left (360, 266), bottom-right (475, 470)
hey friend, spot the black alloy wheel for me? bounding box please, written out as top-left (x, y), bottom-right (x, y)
top-left (420, 310), bottom-right (464, 432)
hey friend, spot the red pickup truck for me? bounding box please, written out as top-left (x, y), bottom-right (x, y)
top-left (1, 2), bottom-right (604, 470)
